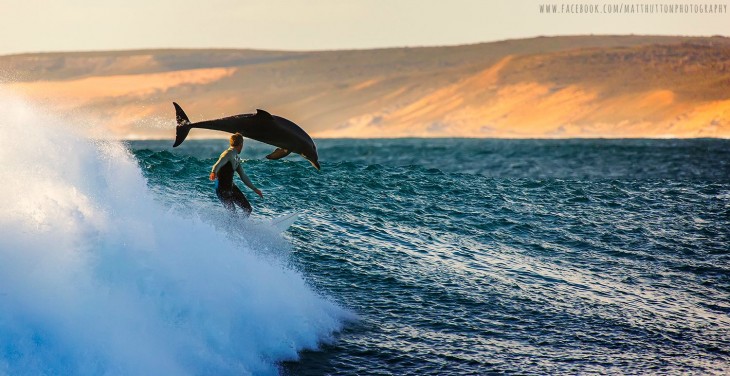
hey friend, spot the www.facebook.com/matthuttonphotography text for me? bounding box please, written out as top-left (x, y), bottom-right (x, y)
top-left (539, 3), bottom-right (727, 14)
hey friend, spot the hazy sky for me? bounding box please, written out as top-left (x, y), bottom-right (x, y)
top-left (1, 0), bottom-right (728, 55)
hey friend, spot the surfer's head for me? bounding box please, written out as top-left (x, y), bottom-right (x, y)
top-left (230, 133), bottom-right (244, 153)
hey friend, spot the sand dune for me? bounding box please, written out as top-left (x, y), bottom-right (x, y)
top-left (6, 68), bottom-right (236, 105)
top-left (1, 35), bottom-right (728, 139)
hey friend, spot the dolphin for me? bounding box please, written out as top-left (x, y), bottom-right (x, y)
top-left (172, 102), bottom-right (320, 170)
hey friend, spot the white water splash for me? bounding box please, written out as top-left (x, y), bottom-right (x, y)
top-left (0, 91), bottom-right (346, 375)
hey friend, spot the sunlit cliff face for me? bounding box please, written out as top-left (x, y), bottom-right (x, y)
top-left (2, 37), bottom-right (729, 139)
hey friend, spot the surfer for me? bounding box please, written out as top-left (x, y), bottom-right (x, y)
top-left (210, 133), bottom-right (263, 217)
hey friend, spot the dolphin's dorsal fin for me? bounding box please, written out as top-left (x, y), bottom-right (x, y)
top-left (256, 109), bottom-right (274, 120)
top-left (266, 148), bottom-right (291, 160)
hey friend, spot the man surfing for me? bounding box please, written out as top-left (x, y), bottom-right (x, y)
top-left (210, 133), bottom-right (263, 217)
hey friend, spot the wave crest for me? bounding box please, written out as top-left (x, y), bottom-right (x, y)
top-left (0, 91), bottom-right (346, 375)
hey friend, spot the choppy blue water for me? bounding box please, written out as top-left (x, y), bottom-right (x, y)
top-left (0, 91), bottom-right (728, 375)
top-left (130, 138), bottom-right (730, 375)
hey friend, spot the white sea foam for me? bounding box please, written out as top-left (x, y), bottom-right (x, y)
top-left (0, 91), bottom-right (346, 375)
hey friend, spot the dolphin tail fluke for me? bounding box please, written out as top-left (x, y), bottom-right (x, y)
top-left (172, 102), bottom-right (192, 147)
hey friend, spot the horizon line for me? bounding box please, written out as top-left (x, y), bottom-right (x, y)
top-left (121, 136), bottom-right (730, 142)
top-left (2, 33), bottom-right (728, 58)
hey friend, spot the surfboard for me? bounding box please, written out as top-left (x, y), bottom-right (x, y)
top-left (269, 212), bottom-right (300, 233)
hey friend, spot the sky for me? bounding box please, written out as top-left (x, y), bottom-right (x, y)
top-left (0, 0), bottom-right (728, 55)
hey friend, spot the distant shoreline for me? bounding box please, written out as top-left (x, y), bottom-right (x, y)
top-left (3, 35), bottom-right (729, 139)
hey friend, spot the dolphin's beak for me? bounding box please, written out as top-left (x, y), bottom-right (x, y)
top-left (309, 159), bottom-right (321, 170)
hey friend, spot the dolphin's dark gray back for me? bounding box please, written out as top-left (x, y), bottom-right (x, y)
top-left (172, 102), bottom-right (319, 169)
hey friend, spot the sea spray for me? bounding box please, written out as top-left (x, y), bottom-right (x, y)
top-left (0, 91), bottom-right (347, 375)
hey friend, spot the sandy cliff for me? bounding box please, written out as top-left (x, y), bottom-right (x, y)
top-left (1, 35), bottom-right (728, 139)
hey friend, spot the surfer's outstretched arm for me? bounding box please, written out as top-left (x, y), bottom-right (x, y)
top-left (236, 166), bottom-right (255, 190)
top-left (237, 166), bottom-right (264, 198)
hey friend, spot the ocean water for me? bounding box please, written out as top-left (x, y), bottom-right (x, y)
top-left (1, 92), bottom-right (729, 375)
top-left (134, 138), bottom-right (730, 375)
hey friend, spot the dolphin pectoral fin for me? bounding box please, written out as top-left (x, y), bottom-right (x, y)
top-left (266, 148), bottom-right (292, 160)
top-left (255, 109), bottom-right (275, 120)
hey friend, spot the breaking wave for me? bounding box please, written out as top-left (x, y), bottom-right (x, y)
top-left (0, 91), bottom-right (347, 375)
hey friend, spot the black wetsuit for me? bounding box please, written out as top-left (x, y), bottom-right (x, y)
top-left (212, 147), bottom-right (256, 216)
top-left (215, 161), bottom-right (252, 216)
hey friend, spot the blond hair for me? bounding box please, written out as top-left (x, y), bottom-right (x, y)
top-left (229, 133), bottom-right (244, 147)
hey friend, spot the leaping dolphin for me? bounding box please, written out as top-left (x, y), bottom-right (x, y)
top-left (172, 102), bottom-right (320, 170)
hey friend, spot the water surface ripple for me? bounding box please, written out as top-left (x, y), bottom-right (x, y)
top-left (133, 139), bottom-right (730, 375)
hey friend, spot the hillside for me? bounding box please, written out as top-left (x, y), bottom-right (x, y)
top-left (1, 35), bottom-right (729, 139)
